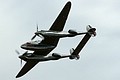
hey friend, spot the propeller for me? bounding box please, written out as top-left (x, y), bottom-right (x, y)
top-left (20, 59), bottom-right (22, 67)
top-left (86, 25), bottom-right (92, 31)
top-left (15, 50), bottom-right (20, 55)
top-left (86, 25), bottom-right (96, 37)
top-left (31, 24), bottom-right (39, 40)
top-left (37, 24), bottom-right (38, 32)
top-left (31, 35), bottom-right (37, 40)
top-left (70, 48), bottom-right (74, 55)
top-left (15, 50), bottom-right (23, 66)
top-left (15, 50), bottom-right (28, 67)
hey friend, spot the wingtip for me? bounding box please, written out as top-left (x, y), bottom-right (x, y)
top-left (16, 74), bottom-right (21, 78)
top-left (67, 1), bottom-right (72, 5)
top-left (16, 73), bottom-right (23, 78)
top-left (16, 75), bottom-right (20, 78)
top-left (64, 1), bottom-right (71, 10)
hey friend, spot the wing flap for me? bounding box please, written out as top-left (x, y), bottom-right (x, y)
top-left (16, 60), bottom-right (39, 78)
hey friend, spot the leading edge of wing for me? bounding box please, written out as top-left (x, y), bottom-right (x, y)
top-left (16, 60), bottom-right (39, 78)
top-left (49, 1), bottom-right (71, 31)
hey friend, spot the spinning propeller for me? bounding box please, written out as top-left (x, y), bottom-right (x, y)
top-left (15, 50), bottom-right (28, 66)
top-left (31, 24), bottom-right (39, 40)
top-left (31, 24), bottom-right (44, 40)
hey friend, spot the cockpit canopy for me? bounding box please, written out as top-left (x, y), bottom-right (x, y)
top-left (26, 40), bottom-right (41, 45)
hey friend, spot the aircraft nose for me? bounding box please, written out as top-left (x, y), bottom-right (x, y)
top-left (21, 43), bottom-right (27, 49)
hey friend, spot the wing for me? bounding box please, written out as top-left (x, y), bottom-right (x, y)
top-left (49, 1), bottom-right (71, 31)
top-left (71, 28), bottom-right (96, 55)
top-left (41, 1), bottom-right (71, 46)
top-left (16, 60), bottom-right (39, 78)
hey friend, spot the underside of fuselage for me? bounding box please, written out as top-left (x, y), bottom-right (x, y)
top-left (21, 43), bottom-right (56, 51)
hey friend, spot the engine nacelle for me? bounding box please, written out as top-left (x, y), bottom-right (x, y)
top-left (52, 53), bottom-right (61, 58)
top-left (68, 29), bottom-right (78, 35)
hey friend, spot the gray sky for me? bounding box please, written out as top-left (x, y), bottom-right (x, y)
top-left (0, 0), bottom-right (120, 80)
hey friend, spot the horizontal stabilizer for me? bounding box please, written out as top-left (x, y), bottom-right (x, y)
top-left (70, 27), bottom-right (96, 59)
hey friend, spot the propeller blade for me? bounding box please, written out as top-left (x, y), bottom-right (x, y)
top-left (15, 50), bottom-right (20, 55)
top-left (37, 24), bottom-right (38, 32)
top-left (31, 35), bottom-right (36, 40)
top-left (31, 24), bottom-right (39, 40)
top-left (15, 50), bottom-right (23, 67)
top-left (20, 59), bottom-right (22, 67)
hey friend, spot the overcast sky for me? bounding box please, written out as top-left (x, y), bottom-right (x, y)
top-left (0, 0), bottom-right (120, 80)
